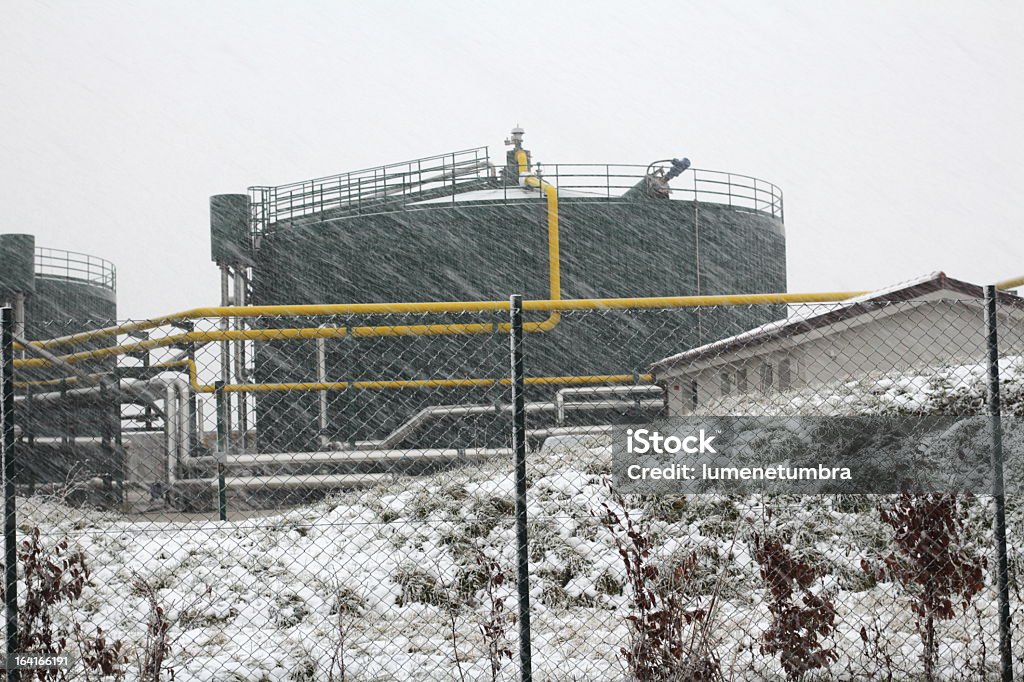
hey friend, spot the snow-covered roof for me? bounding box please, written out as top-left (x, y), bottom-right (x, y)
top-left (651, 272), bottom-right (1021, 374)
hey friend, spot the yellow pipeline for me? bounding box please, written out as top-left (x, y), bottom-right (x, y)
top-left (515, 149), bottom-right (530, 176)
top-left (516, 147), bottom-right (562, 332)
top-left (222, 374), bottom-right (651, 394)
top-left (18, 352), bottom-right (653, 394)
top-left (157, 355), bottom-right (650, 394)
top-left (13, 291), bottom-right (871, 370)
top-left (996, 275), bottom-right (1024, 291)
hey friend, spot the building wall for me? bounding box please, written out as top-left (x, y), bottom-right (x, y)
top-left (662, 299), bottom-right (1023, 416)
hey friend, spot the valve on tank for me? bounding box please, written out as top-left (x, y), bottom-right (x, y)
top-left (623, 157), bottom-right (691, 200)
top-left (503, 125), bottom-right (531, 184)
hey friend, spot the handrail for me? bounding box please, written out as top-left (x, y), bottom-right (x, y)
top-left (249, 147), bottom-right (493, 237)
top-left (246, 145), bottom-right (785, 239)
top-left (34, 247), bottom-right (116, 292)
top-left (539, 164), bottom-right (783, 219)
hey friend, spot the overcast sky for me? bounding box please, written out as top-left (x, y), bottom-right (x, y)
top-left (1, 1), bottom-right (1021, 319)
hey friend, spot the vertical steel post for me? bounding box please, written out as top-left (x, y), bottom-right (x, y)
top-left (2, 307), bottom-right (19, 681)
top-left (185, 321), bottom-right (199, 454)
top-left (233, 268), bottom-right (248, 453)
top-left (215, 381), bottom-right (228, 522)
top-left (11, 296), bottom-right (24, 355)
top-left (985, 285), bottom-right (1013, 681)
top-left (219, 267), bottom-right (231, 446)
top-left (509, 295), bottom-right (532, 681)
top-left (316, 335), bottom-right (328, 439)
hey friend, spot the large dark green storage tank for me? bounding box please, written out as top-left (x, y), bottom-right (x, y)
top-left (245, 147), bottom-right (787, 452)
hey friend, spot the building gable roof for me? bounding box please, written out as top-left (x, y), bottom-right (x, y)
top-left (650, 272), bottom-right (1020, 374)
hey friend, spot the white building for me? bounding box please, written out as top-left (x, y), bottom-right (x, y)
top-left (651, 273), bottom-right (1024, 416)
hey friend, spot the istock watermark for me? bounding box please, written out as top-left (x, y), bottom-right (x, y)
top-left (612, 416), bottom-right (1019, 495)
top-left (625, 428), bottom-right (718, 455)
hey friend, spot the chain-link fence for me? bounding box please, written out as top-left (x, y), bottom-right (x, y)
top-left (1, 290), bottom-right (1022, 680)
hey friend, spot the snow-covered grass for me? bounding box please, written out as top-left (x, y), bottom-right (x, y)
top-left (16, 358), bottom-right (1024, 681)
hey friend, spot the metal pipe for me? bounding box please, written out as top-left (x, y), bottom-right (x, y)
top-left (517, 148), bottom-right (561, 334)
top-left (175, 379), bottom-right (190, 470)
top-left (196, 396), bottom-right (204, 445)
top-left (22, 436), bottom-right (106, 446)
top-left (350, 402), bottom-right (555, 451)
top-left (166, 382), bottom-right (178, 485)
top-left (14, 376), bottom-right (169, 403)
top-left (526, 424), bottom-right (615, 441)
top-left (219, 267), bottom-right (231, 451)
top-left (11, 369), bottom-right (166, 417)
top-left (17, 290), bottom-right (870, 354)
top-left (22, 352), bottom-right (663, 398)
top-left (555, 385), bottom-right (662, 425)
top-left (344, 397), bottom-right (662, 452)
top-left (316, 334), bottom-right (328, 439)
top-left (192, 473), bottom-right (391, 491)
top-left (187, 447), bottom-right (511, 468)
top-left (996, 274), bottom-right (1024, 291)
top-left (12, 328), bottom-right (166, 414)
top-left (12, 294), bottom-right (25, 354)
top-left (233, 267), bottom-right (248, 452)
top-left (160, 378), bottom-right (190, 487)
top-left (146, 359), bottom-right (659, 395)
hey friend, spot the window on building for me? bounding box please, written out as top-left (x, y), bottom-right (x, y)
top-left (759, 362), bottom-right (774, 392)
top-left (779, 357), bottom-right (792, 391)
top-left (720, 371), bottom-right (732, 396)
top-left (690, 380), bottom-right (699, 410)
top-left (736, 368), bottom-right (748, 393)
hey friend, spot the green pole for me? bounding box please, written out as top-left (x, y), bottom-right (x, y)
top-left (215, 381), bottom-right (228, 521)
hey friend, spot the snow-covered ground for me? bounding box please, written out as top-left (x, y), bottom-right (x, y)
top-left (16, 358), bottom-right (1024, 681)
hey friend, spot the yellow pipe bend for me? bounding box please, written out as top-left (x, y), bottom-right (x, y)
top-left (516, 148), bottom-right (561, 332)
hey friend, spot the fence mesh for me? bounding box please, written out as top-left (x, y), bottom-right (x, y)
top-left (4, 295), bottom-right (1023, 680)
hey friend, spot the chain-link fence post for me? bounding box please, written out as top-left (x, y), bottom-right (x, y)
top-left (2, 307), bottom-right (18, 682)
top-left (985, 284), bottom-right (1013, 680)
top-left (510, 295), bottom-right (532, 681)
top-left (215, 380), bottom-right (228, 522)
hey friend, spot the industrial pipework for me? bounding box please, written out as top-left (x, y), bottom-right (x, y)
top-left (507, 127), bottom-right (561, 331)
top-left (12, 291), bottom-right (873, 372)
top-left (623, 158), bottom-right (692, 200)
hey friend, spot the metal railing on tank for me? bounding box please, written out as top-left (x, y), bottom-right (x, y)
top-left (535, 163), bottom-right (784, 220)
top-left (248, 147), bottom-right (493, 237)
top-left (247, 151), bottom-right (784, 239)
top-left (34, 247), bottom-right (117, 292)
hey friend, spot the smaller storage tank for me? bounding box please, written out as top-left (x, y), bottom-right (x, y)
top-left (0, 234), bottom-right (37, 301)
top-left (28, 246), bottom-right (117, 337)
top-left (10, 241), bottom-right (121, 489)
